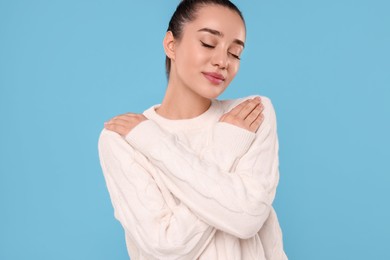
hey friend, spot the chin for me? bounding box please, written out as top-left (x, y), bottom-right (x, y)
top-left (191, 80), bottom-right (228, 99)
top-left (202, 89), bottom-right (226, 100)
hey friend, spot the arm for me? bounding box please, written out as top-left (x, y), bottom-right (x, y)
top-left (125, 97), bottom-right (280, 239)
top-left (98, 129), bottom-right (215, 259)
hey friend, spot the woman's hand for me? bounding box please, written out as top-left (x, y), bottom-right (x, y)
top-left (104, 113), bottom-right (148, 137)
top-left (219, 97), bottom-right (264, 133)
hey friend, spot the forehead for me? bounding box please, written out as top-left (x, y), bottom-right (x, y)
top-left (185, 5), bottom-right (246, 41)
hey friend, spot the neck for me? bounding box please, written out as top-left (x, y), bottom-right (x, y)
top-left (156, 77), bottom-right (211, 120)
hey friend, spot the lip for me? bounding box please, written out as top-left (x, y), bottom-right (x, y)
top-left (202, 72), bottom-right (225, 85)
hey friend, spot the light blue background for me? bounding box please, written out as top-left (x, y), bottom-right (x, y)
top-left (1, 0), bottom-right (389, 259)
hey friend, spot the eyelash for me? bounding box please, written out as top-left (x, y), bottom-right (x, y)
top-left (201, 41), bottom-right (214, 49)
top-left (200, 41), bottom-right (241, 60)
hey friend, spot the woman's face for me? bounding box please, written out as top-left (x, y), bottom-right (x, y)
top-left (169, 5), bottom-right (246, 100)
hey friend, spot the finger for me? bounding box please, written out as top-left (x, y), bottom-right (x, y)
top-left (228, 99), bottom-right (252, 116)
top-left (108, 112), bottom-right (137, 122)
top-left (107, 118), bottom-right (133, 127)
top-left (219, 113), bottom-right (227, 122)
top-left (111, 114), bottom-right (134, 121)
top-left (237, 98), bottom-right (262, 119)
top-left (244, 103), bottom-right (264, 123)
top-left (228, 97), bottom-right (261, 116)
top-left (249, 113), bottom-right (264, 132)
top-left (104, 123), bottom-right (129, 136)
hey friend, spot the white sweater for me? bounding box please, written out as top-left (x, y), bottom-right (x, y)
top-left (98, 95), bottom-right (287, 260)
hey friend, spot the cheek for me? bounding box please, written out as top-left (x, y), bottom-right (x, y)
top-left (229, 62), bottom-right (240, 77)
top-left (181, 47), bottom-right (209, 74)
top-left (190, 45), bottom-right (209, 65)
top-left (223, 63), bottom-right (240, 87)
top-left (178, 44), bottom-right (200, 66)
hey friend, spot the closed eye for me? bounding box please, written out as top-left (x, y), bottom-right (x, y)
top-left (200, 41), bottom-right (214, 48)
top-left (229, 53), bottom-right (241, 60)
top-left (201, 41), bottom-right (241, 60)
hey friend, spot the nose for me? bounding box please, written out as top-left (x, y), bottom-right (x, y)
top-left (211, 49), bottom-right (228, 70)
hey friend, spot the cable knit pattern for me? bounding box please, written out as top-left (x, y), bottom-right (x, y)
top-left (98, 95), bottom-right (287, 259)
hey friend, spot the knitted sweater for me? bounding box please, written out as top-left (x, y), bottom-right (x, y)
top-left (98, 95), bottom-right (287, 260)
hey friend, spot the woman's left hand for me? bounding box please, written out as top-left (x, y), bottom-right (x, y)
top-left (104, 113), bottom-right (148, 137)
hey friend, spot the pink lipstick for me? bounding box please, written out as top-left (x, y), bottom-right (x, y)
top-left (202, 72), bottom-right (225, 85)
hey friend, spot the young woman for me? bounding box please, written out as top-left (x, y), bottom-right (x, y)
top-left (98, 0), bottom-right (287, 259)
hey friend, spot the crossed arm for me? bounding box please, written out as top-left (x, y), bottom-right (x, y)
top-left (98, 96), bottom-right (279, 258)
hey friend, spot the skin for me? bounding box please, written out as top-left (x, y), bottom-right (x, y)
top-left (105, 5), bottom-right (264, 136)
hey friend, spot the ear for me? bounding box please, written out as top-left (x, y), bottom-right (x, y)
top-left (163, 31), bottom-right (176, 60)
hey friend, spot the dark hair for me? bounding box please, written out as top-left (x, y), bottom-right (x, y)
top-left (165, 0), bottom-right (245, 78)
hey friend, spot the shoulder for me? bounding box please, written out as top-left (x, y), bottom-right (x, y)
top-left (97, 128), bottom-right (142, 173)
top-left (218, 95), bottom-right (277, 133)
top-left (98, 128), bottom-right (122, 145)
top-left (218, 94), bottom-right (275, 114)
top-left (98, 128), bottom-right (133, 155)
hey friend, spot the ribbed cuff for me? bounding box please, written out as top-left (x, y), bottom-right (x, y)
top-left (213, 122), bottom-right (256, 158)
top-left (125, 120), bottom-right (167, 155)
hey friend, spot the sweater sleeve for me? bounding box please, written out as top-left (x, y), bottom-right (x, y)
top-left (98, 129), bottom-right (215, 260)
top-left (125, 97), bottom-right (280, 239)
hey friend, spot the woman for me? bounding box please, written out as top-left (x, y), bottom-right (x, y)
top-left (98, 0), bottom-right (287, 259)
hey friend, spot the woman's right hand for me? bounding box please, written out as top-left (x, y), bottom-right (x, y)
top-left (104, 113), bottom-right (148, 137)
top-left (218, 97), bottom-right (264, 133)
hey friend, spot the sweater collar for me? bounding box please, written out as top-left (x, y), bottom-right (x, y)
top-left (143, 98), bottom-right (221, 131)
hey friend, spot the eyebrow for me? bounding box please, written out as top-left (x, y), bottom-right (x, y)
top-left (197, 27), bottom-right (245, 48)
